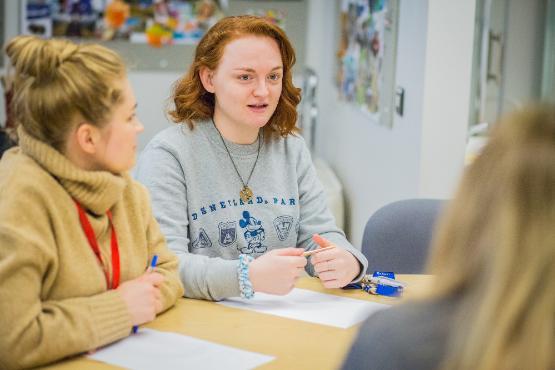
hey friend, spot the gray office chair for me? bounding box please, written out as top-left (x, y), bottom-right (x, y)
top-left (362, 199), bottom-right (446, 274)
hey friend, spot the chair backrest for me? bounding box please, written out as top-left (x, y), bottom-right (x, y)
top-left (362, 199), bottom-right (446, 274)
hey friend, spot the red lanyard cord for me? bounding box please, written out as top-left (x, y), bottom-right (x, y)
top-left (74, 201), bottom-right (120, 289)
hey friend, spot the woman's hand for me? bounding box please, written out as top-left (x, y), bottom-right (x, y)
top-left (310, 234), bottom-right (361, 289)
top-left (249, 248), bottom-right (307, 295)
top-left (117, 272), bottom-right (164, 325)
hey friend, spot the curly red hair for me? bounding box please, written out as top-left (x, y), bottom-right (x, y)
top-left (169, 15), bottom-right (301, 138)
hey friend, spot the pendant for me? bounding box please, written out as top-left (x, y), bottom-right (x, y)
top-left (240, 186), bottom-right (254, 202)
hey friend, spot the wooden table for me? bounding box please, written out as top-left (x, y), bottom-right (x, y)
top-left (41, 275), bottom-right (432, 370)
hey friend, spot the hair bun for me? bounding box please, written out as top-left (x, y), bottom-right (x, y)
top-left (5, 35), bottom-right (78, 83)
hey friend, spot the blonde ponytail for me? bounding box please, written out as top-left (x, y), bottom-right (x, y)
top-left (5, 36), bottom-right (79, 84)
top-left (5, 35), bottom-right (126, 150)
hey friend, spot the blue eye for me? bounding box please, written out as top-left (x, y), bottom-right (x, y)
top-left (268, 73), bottom-right (281, 81)
top-left (238, 75), bottom-right (251, 81)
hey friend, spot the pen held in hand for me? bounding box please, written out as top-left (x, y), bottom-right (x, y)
top-left (302, 246), bottom-right (335, 257)
top-left (146, 255), bottom-right (158, 273)
top-left (132, 254), bottom-right (158, 334)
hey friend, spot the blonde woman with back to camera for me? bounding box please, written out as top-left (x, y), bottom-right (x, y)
top-left (342, 105), bottom-right (555, 370)
top-left (0, 36), bottom-right (183, 369)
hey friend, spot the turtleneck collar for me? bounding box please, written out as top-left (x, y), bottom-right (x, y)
top-left (18, 126), bottom-right (127, 215)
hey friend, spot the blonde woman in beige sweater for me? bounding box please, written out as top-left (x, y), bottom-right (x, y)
top-left (0, 36), bottom-right (183, 369)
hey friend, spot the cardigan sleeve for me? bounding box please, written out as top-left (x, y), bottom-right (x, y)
top-left (139, 184), bottom-right (185, 307)
top-left (0, 226), bottom-right (132, 370)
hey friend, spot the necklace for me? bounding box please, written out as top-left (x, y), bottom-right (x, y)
top-left (212, 120), bottom-right (262, 202)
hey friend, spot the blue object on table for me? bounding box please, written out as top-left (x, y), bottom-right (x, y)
top-left (375, 284), bottom-right (402, 297)
top-left (372, 271), bottom-right (395, 279)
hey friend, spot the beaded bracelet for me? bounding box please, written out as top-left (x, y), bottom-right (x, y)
top-left (237, 254), bottom-right (255, 299)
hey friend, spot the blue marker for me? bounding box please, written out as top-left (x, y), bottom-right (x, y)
top-left (132, 254), bottom-right (158, 334)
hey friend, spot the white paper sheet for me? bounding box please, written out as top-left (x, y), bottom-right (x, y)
top-left (88, 328), bottom-right (274, 370)
top-left (218, 288), bottom-right (389, 328)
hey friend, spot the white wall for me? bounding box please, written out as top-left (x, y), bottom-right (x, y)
top-left (306, 0), bottom-right (427, 246)
top-left (419, 0), bottom-right (477, 198)
top-left (306, 0), bottom-right (476, 246)
top-left (502, 0), bottom-right (546, 109)
top-left (128, 71), bottom-right (182, 151)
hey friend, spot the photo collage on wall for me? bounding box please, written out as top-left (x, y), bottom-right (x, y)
top-left (337, 0), bottom-right (398, 126)
top-left (21, 0), bottom-right (223, 47)
top-left (21, 1), bottom-right (290, 48)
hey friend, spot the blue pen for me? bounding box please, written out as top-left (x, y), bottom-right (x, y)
top-left (147, 255), bottom-right (159, 273)
top-left (132, 255), bottom-right (158, 334)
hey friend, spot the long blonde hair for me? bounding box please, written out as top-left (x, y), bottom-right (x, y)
top-left (425, 105), bottom-right (555, 370)
top-left (5, 35), bottom-right (126, 151)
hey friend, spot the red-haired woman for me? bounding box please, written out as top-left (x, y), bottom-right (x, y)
top-left (136, 15), bottom-right (368, 301)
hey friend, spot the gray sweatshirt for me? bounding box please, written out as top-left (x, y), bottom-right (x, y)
top-left (135, 121), bottom-right (368, 300)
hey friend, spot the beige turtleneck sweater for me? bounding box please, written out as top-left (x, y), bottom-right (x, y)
top-left (0, 127), bottom-right (184, 370)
